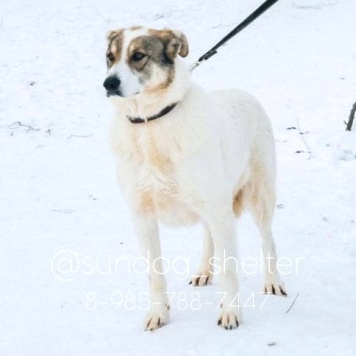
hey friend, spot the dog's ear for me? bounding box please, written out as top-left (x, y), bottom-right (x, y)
top-left (165, 30), bottom-right (189, 60)
top-left (107, 29), bottom-right (123, 43)
top-left (151, 29), bottom-right (189, 61)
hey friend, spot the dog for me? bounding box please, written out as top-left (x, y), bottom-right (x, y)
top-left (103, 26), bottom-right (287, 331)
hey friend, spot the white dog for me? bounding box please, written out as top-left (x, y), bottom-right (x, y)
top-left (103, 26), bottom-right (286, 331)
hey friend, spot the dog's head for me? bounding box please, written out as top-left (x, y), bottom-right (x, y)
top-left (103, 27), bottom-right (189, 98)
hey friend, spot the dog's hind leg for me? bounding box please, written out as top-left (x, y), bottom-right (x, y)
top-left (189, 224), bottom-right (214, 286)
top-left (132, 213), bottom-right (170, 330)
top-left (245, 167), bottom-right (287, 297)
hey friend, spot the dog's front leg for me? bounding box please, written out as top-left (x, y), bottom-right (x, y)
top-left (190, 224), bottom-right (214, 286)
top-left (207, 210), bottom-right (241, 330)
top-left (132, 213), bottom-right (169, 331)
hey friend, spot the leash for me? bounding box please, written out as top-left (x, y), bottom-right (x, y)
top-left (190, 0), bottom-right (280, 71)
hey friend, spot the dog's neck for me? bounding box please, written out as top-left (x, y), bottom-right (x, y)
top-left (110, 60), bottom-right (191, 122)
top-left (127, 102), bottom-right (178, 124)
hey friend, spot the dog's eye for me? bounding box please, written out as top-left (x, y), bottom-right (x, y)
top-left (107, 52), bottom-right (115, 61)
top-left (131, 52), bottom-right (146, 62)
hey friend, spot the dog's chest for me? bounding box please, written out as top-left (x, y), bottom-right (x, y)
top-left (123, 127), bottom-right (198, 225)
top-left (136, 167), bottom-right (198, 226)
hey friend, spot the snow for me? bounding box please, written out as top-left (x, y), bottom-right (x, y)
top-left (1, 0), bottom-right (356, 355)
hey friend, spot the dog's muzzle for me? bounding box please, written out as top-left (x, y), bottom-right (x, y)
top-left (103, 76), bottom-right (122, 97)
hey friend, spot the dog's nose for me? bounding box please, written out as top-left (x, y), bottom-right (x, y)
top-left (103, 76), bottom-right (121, 93)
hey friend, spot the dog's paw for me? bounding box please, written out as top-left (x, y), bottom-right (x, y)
top-left (144, 305), bottom-right (170, 331)
top-left (189, 270), bottom-right (213, 286)
top-left (217, 310), bottom-right (241, 330)
top-left (264, 282), bottom-right (287, 296)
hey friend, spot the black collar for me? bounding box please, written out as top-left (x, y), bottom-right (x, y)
top-left (128, 102), bottom-right (178, 124)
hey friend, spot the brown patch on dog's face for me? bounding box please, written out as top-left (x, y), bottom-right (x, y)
top-left (126, 35), bottom-right (175, 90)
top-left (106, 29), bottom-right (124, 68)
top-left (130, 25), bottom-right (143, 31)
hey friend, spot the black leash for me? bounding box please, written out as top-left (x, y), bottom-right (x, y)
top-left (190, 0), bottom-right (280, 71)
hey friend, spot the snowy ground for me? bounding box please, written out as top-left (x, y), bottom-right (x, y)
top-left (1, 0), bottom-right (356, 355)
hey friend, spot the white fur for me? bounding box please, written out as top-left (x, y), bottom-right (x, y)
top-left (106, 28), bottom-right (286, 331)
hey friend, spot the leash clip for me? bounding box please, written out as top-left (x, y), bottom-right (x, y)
top-left (190, 50), bottom-right (218, 71)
